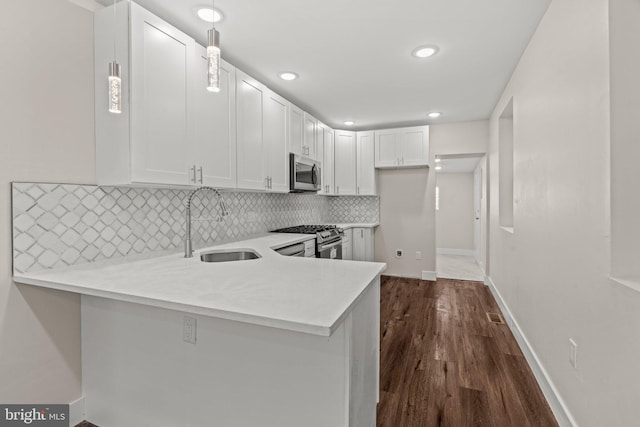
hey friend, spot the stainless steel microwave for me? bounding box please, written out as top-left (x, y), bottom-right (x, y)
top-left (290, 154), bottom-right (321, 192)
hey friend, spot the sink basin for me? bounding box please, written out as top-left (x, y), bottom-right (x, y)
top-left (200, 249), bottom-right (261, 263)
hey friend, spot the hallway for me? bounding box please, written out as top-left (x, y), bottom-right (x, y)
top-left (377, 276), bottom-right (557, 426)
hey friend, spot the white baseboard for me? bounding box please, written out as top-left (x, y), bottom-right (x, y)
top-left (484, 276), bottom-right (577, 427)
top-left (436, 248), bottom-right (475, 257)
top-left (421, 271), bottom-right (437, 281)
top-left (68, 396), bottom-right (85, 427)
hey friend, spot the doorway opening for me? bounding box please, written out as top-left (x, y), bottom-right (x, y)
top-left (435, 153), bottom-right (486, 281)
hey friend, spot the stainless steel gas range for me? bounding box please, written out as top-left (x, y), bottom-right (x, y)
top-left (271, 225), bottom-right (344, 259)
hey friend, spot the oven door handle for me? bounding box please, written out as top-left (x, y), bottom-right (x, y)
top-left (318, 240), bottom-right (342, 251)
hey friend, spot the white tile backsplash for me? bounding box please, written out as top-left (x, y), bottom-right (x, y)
top-left (12, 183), bottom-right (379, 274)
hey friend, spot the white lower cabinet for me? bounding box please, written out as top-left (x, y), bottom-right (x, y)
top-left (342, 229), bottom-right (353, 260)
top-left (352, 228), bottom-right (374, 262)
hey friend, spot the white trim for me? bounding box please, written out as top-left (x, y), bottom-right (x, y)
top-left (68, 396), bottom-right (85, 427)
top-left (484, 276), bottom-right (577, 427)
top-left (436, 248), bottom-right (475, 257)
top-left (68, 0), bottom-right (103, 12)
top-left (421, 271), bottom-right (437, 281)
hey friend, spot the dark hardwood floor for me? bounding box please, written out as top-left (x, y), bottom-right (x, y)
top-left (377, 275), bottom-right (558, 427)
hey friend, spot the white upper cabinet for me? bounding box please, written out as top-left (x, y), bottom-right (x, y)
top-left (334, 130), bottom-right (357, 195)
top-left (289, 104), bottom-right (305, 156)
top-left (356, 131), bottom-right (376, 195)
top-left (304, 113), bottom-right (318, 160)
top-left (129, 4), bottom-right (193, 186)
top-left (317, 122), bottom-right (334, 195)
top-left (236, 70), bottom-right (290, 193)
top-left (236, 71), bottom-right (266, 191)
top-left (95, 2), bottom-right (236, 188)
top-left (192, 47), bottom-right (237, 188)
top-left (263, 88), bottom-right (290, 193)
top-left (374, 125), bottom-right (429, 168)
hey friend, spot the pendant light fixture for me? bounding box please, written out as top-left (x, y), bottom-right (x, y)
top-left (206, 0), bottom-right (221, 92)
top-left (108, 0), bottom-right (122, 113)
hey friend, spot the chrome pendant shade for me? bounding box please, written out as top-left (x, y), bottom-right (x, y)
top-left (206, 28), bottom-right (221, 92)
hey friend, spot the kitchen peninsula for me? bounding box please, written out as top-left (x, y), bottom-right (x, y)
top-left (14, 233), bottom-right (386, 427)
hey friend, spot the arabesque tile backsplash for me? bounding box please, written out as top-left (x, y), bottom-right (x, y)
top-left (12, 183), bottom-right (378, 274)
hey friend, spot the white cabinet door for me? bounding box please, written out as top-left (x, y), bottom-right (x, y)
top-left (374, 125), bottom-right (429, 168)
top-left (289, 104), bottom-right (304, 156)
top-left (304, 113), bottom-right (317, 159)
top-left (342, 229), bottom-right (353, 260)
top-left (401, 126), bottom-right (430, 167)
top-left (318, 123), bottom-right (334, 195)
top-left (192, 49), bottom-right (237, 188)
top-left (352, 228), bottom-right (374, 262)
top-left (263, 88), bottom-right (289, 193)
top-left (374, 130), bottom-right (399, 168)
top-left (334, 130), bottom-right (357, 195)
top-left (130, 3), bottom-right (194, 185)
top-left (236, 70), bottom-right (266, 191)
top-left (356, 131), bottom-right (376, 196)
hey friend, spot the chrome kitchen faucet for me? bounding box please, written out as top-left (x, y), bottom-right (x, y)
top-left (184, 187), bottom-right (229, 258)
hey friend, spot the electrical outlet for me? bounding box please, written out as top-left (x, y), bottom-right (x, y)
top-left (395, 249), bottom-right (403, 258)
top-left (183, 316), bottom-right (197, 344)
top-left (569, 338), bottom-right (577, 369)
top-left (415, 251), bottom-right (422, 260)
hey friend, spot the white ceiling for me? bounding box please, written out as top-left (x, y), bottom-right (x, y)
top-left (97, 0), bottom-right (550, 130)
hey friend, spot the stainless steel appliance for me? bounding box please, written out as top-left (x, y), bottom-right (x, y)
top-left (275, 239), bottom-right (316, 258)
top-left (290, 154), bottom-right (321, 192)
top-left (272, 225), bottom-right (343, 259)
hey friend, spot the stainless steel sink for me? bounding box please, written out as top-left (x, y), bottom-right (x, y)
top-left (200, 249), bottom-right (261, 263)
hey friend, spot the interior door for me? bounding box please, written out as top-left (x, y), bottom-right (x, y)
top-left (474, 165), bottom-right (482, 267)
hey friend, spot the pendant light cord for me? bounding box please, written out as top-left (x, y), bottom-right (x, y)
top-left (113, 0), bottom-right (117, 62)
top-left (212, 0), bottom-right (215, 31)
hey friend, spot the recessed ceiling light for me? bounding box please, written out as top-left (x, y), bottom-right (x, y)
top-left (435, 166), bottom-right (442, 171)
top-left (344, 121), bottom-right (355, 126)
top-left (279, 72), bottom-right (298, 81)
top-left (435, 158), bottom-right (441, 163)
top-left (428, 112), bottom-right (442, 118)
top-left (412, 45), bottom-right (439, 58)
top-left (196, 7), bottom-right (223, 23)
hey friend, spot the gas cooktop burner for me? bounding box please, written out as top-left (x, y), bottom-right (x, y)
top-left (272, 225), bottom-right (338, 234)
top-left (271, 224), bottom-right (344, 244)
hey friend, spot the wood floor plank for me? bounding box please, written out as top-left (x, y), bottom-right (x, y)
top-left (377, 275), bottom-right (558, 427)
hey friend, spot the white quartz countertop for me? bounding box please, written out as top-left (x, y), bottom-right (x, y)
top-left (13, 233), bottom-right (386, 337)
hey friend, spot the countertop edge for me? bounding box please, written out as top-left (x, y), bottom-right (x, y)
top-left (14, 274), bottom-right (337, 336)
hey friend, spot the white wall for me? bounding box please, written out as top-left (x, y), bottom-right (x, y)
top-left (487, 0), bottom-right (640, 425)
top-left (0, 0), bottom-right (96, 403)
top-left (374, 120), bottom-right (488, 278)
top-left (436, 173), bottom-right (474, 251)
